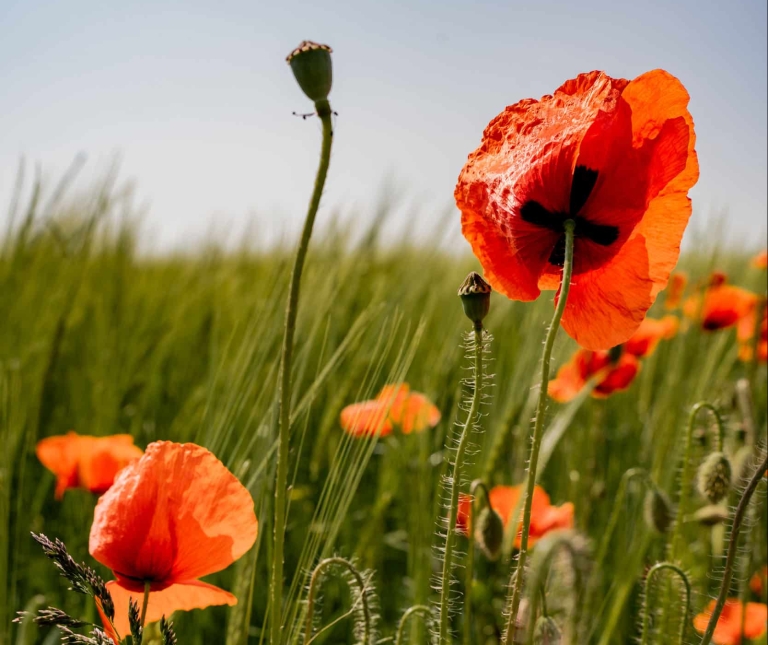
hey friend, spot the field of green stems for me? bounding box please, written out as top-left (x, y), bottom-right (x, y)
top-left (0, 166), bottom-right (765, 645)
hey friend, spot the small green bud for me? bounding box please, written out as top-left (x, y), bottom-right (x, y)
top-left (689, 504), bottom-right (729, 526)
top-left (533, 616), bottom-right (562, 644)
top-left (458, 272), bottom-right (491, 326)
top-left (697, 451), bottom-right (732, 504)
top-left (643, 487), bottom-right (673, 534)
top-left (286, 41), bottom-right (333, 105)
top-left (474, 507), bottom-right (504, 561)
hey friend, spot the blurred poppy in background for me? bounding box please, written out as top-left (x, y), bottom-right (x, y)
top-left (692, 599), bottom-right (767, 645)
top-left (340, 383), bottom-right (440, 437)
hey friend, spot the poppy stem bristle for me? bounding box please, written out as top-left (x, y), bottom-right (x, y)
top-left (269, 69), bottom-right (335, 645)
top-left (437, 323), bottom-right (486, 644)
top-left (139, 581), bottom-right (150, 631)
top-left (699, 453), bottom-right (768, 645)
top-left (502, 218), bottom-right (576, 644)
top-left (639, 562), bottom-right (691, 645)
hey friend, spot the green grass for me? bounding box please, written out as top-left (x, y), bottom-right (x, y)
top-left (1, 170), bottom-right (766, 645)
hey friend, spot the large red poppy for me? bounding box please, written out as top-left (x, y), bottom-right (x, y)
top-left (457, 485), bottom-right (573, 549)
top-left (36, 432), bottom-right (143, 500)
top-left (89, 441), bottom-right (258, 635)
top-left (693, 599), bottom-right (767, 645)
top-left (455, 70), bottom-right (698, 350)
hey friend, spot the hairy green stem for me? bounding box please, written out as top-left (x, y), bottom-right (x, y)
top-left (396, 605), bottom-right (433, 645)
top-left (463, 480), bottom-right (491, 645)
top-left (303, 556), bottom-right (371, 645)
top-left (270, 102), bottom-right (334, 645)
top-left (502, 218), bottom-right (575, 643)
top-left (699, 454), bottom-right (768, 645)
top-left (640, 563), bottom-right (691, 645)
top-left (140, 581), bottom-right (151, 631)
top-left (438, 324), bottom-right (484, 644)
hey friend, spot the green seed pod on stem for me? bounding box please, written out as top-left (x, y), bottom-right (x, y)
top-left (474, 506), bottom-right (504, 561)
top-left (690, 504), bottom-right (729, 526)
top-left (697, 451), bottom-right (732, 504)
top-left (644, 486), bottom-right (673, 534)
top-left (458, 272), bottom-right (491, 327)
top-left (286, 41), bottom-right (333, 111)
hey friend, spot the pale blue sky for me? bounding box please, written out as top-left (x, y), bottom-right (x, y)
top-left (1, 0), bottom-right (765, 251)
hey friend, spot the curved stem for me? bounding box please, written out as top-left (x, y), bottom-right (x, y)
top-left (303, 557), bottom-right (371, 645)
top-left (438, 324), bottom-right (484, 644)
top-left (269, 104), bottom-right (334, 645)
top-left (396, 605), bottom-right (433, 645)
top-left (699, 453), bottom-right (768, 645)
top-left (640, 563), bottom-right (691, 645)
top-left (502, 219), bottom-right (575, 644)
top-left (669, 402), bottom-right (724, 562)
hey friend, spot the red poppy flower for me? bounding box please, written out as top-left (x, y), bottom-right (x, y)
top-left (340, 384), bottom-right (440, 437)
top-left (623, 315), bottom-right (679, 358)
top-left (752, 250), bottom-right (768, 269)
top-left (455, 70), bottom-right (698, 350)
top-left (36, 432), bottom-right (143, 500)
top-left (738, 305), bottom-right (768, 363)
top-left (664, 272), bottom-right (687, 309)
top-left (684, 284), bottom-right (758, 331)
top-left (457, 485), bottom-right (573, 549)
top-left (751, 566), bottom-right (768, 596)
top-left (693, 599), bottom-right (767, 645)
top-left (548, 348), bottom-right (640, 402)
top-left (89, 441), bottom-right (258, 636)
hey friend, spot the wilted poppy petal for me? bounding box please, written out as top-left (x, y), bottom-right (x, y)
top-left (106, 579), bottom-right (236, 636)
top-left (340, 401), bottom-right (393, 438)
top-left (561, 235), bottom-right (654, 350)
top-left (89, 441), bottom-right (258, 585)
top-left (399, 393), bottom-right (441, 434)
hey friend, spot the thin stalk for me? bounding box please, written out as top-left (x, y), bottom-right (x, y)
top-left (640, 563), bottom-right (691, 645)
top-left (463, 480), bottom-right (491, 645)
top-left (269, 104), bottom-right (334, 645)
top-left (502, 218), bottom-right (575, 643)
top-left (438, 324), bottom-right (484, 644)
top-left (396, 605), bottom-right (433, 645)
top-left (699, 453), bottom-right (768, 645)
top-left (140, 581), bottom-right (151, 630)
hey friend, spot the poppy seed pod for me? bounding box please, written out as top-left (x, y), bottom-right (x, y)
top-left (643, 487), bottom-right (673, 534)
top-left (533, 616), bottom-right (562, 644)
top-left (286, 41), bottom-right (333, 107)
top-left (474, 506), bottom-right (504, 561)
top-left (458, 272), bottom-right (491, 326)
top-left (697, 452), bottom-right (732, 504)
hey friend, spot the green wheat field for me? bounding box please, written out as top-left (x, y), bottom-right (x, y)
top-left (1, 161), bottom-right (766, 643)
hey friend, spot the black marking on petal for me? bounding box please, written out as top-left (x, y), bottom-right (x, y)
top-left (520, 200), bottom-right (565, 231)
top-left (577, 218), bottom-right (619, 247)
top-left (549, 235), bottom-right (566, 267)
top-left (569, 165), bottom-right (599, 216)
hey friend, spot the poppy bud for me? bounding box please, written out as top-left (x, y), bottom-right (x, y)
top-left (533, 616), bottom-right (562, 644)
top-left (458, 272), bottom-right (491, 326)
top-left (697, 452), bottom-right (732, 504)
top-left (474, 506), bottom-right (504, 561)
top-left (643, 487), bottom-right (673, 534)
top-left (286, 41), bottom-right (333, 108)
top-left (690, 504), bottom-right (729, 526)
top-left (730, 446), bottom-right (754, 487)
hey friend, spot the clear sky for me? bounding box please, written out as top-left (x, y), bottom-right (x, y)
top-left (1, 0), bottom-right (766, 251)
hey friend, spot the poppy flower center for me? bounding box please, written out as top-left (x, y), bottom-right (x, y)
top-left (519, 165), bottom-right (619, 266)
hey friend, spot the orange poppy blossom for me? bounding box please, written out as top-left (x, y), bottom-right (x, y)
top-left (683, 281), bottom-right (759, 332)
top-left (456, 485), bottom-right (573, 549)
top-left (751, 566), bottom-right (768, 596)
top-left (89, 441), bottom-right (258, 636)
top-left (455, 69), bottom-right (698, 351)
top-left (737, 306), bottom-right (767, 363)
top-left (664, 272), bottom-right (688, 309)
top-left (339, 383), bottom-right (440, 438)
top-left (752, 249), bottom-right (768, 269)
top-left (35, 432), bottom-right (143, 500)
top-left (623, 314), bottom-right (679, 357)
top-left (692, 599), bottom-right (767, 645)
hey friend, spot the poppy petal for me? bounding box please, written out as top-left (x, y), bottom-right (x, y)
top-left (89, 441), bottom-right (258, 585)
top-left (79, 438), bottom-right (144, 496)
top-left (106, 579), bottom-right (236, 636)
top-left (561, 234), bottom-right (655, 350)
top-left (340, 401), bottom-right (393, 438)
top-left (376, 384), bottom-right (411, 424)
top-left (399, 393), bottom-right (441, 434)
top-left (36, 432), bottom-right (82, 500)
top-left (593, 354), bottom-right (640, 397)
top-left (548, 355), bottom-right (587, 403)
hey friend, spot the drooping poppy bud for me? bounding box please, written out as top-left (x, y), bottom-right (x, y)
top-left (286, 41), bottom-right (333, 108)
top-left (533, 616), bottom-right (562, 644)
top-left (458, 272), bottom-right (491, 326)
top-left (690, 504), bottom-right (729, 526)
top-left (644, 487), bottom-right (673, 534)
top-left (697, 452), bottom-right (732, 504)
top-left (474, 506), bottom-right (504, 561)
